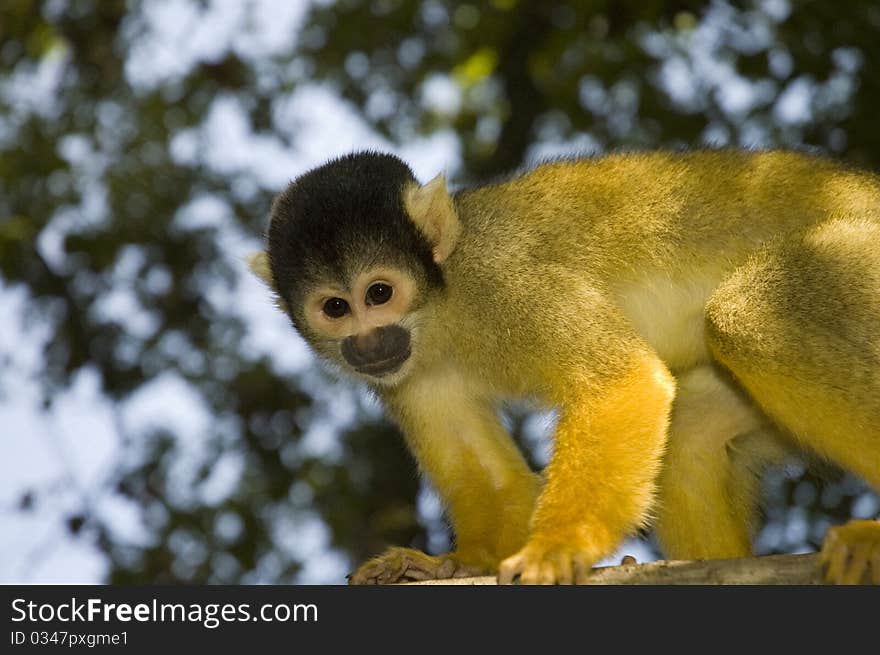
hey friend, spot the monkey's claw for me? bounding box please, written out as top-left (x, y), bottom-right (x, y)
top-left (348, 547), bottom-right (488, 585)
top-left (820, 520), bottom-right (880, 585)
top-left (498, 540), bottom-right (597, 585)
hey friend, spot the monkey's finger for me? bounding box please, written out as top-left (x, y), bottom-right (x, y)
top-left (347, 568), bottom-right (374, 585)
top-left (375, 569), bottom-right (396, 584)
top-left (352, 552), bottom-right (401, 584)
top-left (377, 558), bottom-right (408, 584)
top-left (405, 549), bottom-right (447, 580)
top-left (871, 545), bottom-right (880, 585)
top-left (452, 563), bottom-right (482, 578)
top-left (435, 558), bottom-right (457, 579)
top-left (819, 529), bottom-right (839, 565)
top-left (398, 557), bottom-right (442, 582)
top-left (574, 559), bottom-right (594, 585)
top-left (824, 544), bottom-right (849, 584)
top-left (554, 554), bottom-right (574, 585)
top-left (387, 552), bottom-right (427, 584)
top-left (535, 561), bottom-right (557, 585)
top-left (519, 561), bottom-right (545, 585)
top-left (497, 555), bottom-right (524, 585)
top-left (402, 567), bottom-right (435, 581)
top-left (842, 543), bottom-right (870, 585)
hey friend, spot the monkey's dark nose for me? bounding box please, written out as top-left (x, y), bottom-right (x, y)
top-left (341, 325), bottom-right (411, 377)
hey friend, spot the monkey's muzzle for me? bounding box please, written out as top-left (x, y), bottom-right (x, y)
top-left (341, 325), bottom-right (412, 377)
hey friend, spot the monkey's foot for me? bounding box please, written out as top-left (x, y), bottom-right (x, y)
top-left (348, 547), bottom-right (490, 585)
top-left (498, 538), bottom-right (598, 585)
top-left (820, 520), bottom-right (880, 585)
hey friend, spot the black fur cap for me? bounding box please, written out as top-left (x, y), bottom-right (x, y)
top-left (267, 152), bottom-right (445, 316)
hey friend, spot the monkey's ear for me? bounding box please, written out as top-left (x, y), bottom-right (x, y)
top-left (247, 251), bottom-right (273, 287)
top-left (404, 174), bottom-right (460, 263)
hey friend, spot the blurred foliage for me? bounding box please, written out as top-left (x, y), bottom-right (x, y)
top-left (1, 0), bottom-right (877, 583)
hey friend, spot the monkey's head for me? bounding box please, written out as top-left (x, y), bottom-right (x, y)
top-left (248, 151), bottom-right (459, 386)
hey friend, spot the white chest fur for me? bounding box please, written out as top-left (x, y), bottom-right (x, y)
top-left (613, 271), bottom-right (724, 372)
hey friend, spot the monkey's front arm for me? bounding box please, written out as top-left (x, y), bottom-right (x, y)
top-left (498, 350), bottom-right (675, 584)
top-left (348, 377), bottom-right (542, 585)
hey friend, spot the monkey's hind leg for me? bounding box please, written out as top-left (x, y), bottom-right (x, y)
top-left (655, 366), bottom-right (787, 560)
top-left (705, 216), bottom-right (880, 584)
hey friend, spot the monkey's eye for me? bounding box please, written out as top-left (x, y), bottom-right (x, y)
top-left (366, 283), bottom-right (393, 306)
top-left (323, 297), bottom-right (350, 318)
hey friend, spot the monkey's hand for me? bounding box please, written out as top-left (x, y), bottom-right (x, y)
top-left (348, 547), bottom-right (492, 585)
top-left (497, 530), bottom-right (602, 585)
top-left (820, 520), bottom-right (880, 585)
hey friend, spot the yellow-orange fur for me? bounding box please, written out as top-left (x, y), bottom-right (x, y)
top-left (254, 149), bottom-right (880, 584)
top-left (441, 150), bottom-right (879, 583)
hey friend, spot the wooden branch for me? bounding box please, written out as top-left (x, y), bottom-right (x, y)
top-left (406, 553), bottom-right (823, 585)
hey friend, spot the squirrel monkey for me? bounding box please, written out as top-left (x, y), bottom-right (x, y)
top-left (248, 150), bottom-right (880, 585)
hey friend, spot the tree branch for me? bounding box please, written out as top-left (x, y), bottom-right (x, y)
top-left (406, 553), bottom-right (823, 585)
